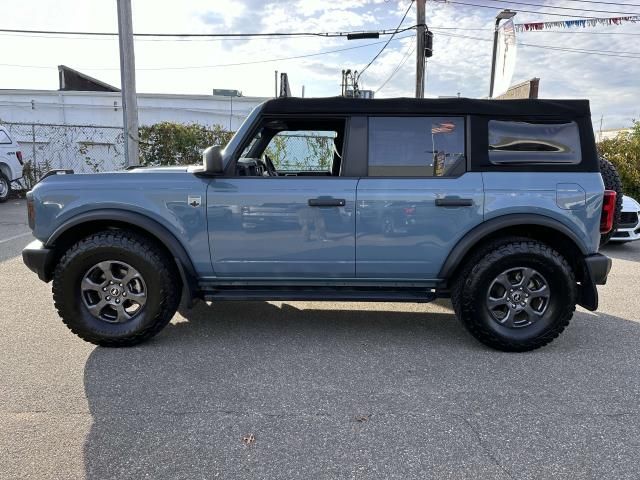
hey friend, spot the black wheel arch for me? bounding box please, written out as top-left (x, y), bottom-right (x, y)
top-left (45, 209), bottom-right (199, 307)
top-left (440, 214), bottom-right (590, 286)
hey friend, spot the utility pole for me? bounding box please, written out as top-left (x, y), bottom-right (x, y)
top-left (117, 0), bottom-right (139, 166)
top-left (415, 0), bottom-right (426, 98)
top-left (274, 71), bottom-right (278, 98)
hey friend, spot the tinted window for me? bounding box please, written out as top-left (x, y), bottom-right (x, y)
top-left (368, 117), bottom-right (465, 177)
top-left (488, 120), bottom-right (581, 165)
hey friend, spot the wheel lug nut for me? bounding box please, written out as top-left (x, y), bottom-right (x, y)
top-left (115, 299), bottom-right (120, 304)
top-left (109, 281), bottom-right (114, 285)
top-left (122, 292), bottom-right (126, 297)
top-left (102, 287), bottom-right (107, 292)
top-left (106, 296), bottom-right (111, 301)
top-left (119, 283), bottom-right (123, 287)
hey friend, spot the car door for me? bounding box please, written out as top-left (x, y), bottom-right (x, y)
top-left (356, 116), bottom-right (484, 279)
top-left (207, 127), bottom-right (358, 279)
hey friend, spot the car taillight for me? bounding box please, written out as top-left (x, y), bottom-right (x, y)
top-left (16, 151), bottom-right (23, 165)
top-left (27, 195), bottom-right (35, 229)
top-left (600, 190), bottom-right (616, 234)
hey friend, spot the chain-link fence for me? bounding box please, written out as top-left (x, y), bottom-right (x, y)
top-left (5, 122), bottom-right (125, 189)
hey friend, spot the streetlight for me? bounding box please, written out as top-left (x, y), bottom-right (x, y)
top-left (489, 9), bottom-right (516, 98)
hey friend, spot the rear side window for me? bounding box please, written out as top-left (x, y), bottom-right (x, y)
top-left (0, 130), bottom-right (11, 144)
top-left (488, 120), bottom-right (581, 165)
top-left (368, 117), bottom-right (466, 177)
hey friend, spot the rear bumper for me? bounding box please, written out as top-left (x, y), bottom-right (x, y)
top-left (22, 240), bottom-right (55, 282)
top-left (578, 253), bottom-right (612, 311)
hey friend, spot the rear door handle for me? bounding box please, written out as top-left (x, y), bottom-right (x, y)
top-left (435, 198), bottom-right (473, 207)
top-left (308, 198), bottom-right (346, 207)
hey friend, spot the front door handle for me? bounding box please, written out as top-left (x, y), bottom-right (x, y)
top-left (308, 198), bottom-right (346, 207)
top-left (435, 198), bottom-right (473, 207)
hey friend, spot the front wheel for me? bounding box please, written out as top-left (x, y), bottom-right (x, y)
top-left (52, 231), bottom-right (180, 347)
top-left (452, 240), bottom-right (577, 352)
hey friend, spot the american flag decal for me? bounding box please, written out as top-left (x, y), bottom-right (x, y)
top-left (431, 121), bottom-right (456, 134)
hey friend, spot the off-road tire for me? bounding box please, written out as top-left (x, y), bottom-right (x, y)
top-left (0, 172), bottom-right (10, 203)
top-left (452, 239), bottom-right (577, 352)
top-left (52, 230), bottom-right (180, 347)
top-left (599, 157), bottom-right (623, 246)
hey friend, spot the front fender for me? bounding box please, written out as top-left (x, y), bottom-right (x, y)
top-left (46, 209), bottom-right (199, 306)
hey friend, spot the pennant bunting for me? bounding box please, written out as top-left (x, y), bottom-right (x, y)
top-left (515, 15), bottom-right (640, 32)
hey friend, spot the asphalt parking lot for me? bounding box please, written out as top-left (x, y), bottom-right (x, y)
top-left (1, 198), bottom-right (639, 479)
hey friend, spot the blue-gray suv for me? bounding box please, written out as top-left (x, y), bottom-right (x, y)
top-left (22, 97), bottom-right (615, 351)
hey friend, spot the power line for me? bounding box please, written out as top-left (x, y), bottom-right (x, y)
top-left (552, 0), bottom-right (640, 7)
top-left (0, 25), bottom-right (416, 39)
top-left (455, 0), bottom-right (640, 16)
top-left (0, 33), bottom-right (415, 72)
top-left (445, 0), bottom-right (638, 18)
top-left (358, 0), bottom-right (415, 79)
top-left (376, 37), bottom-right (416, 93)
top-left (429, 26), bottom-right (640, 35)
top-left (436, 30), bottom-right (640, 58)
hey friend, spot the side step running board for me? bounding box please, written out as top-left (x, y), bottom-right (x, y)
top-left (203, 288), bottom-right (437, 303)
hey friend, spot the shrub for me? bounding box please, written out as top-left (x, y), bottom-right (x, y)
top-left (598, 121), bottom-right (640, 200)
top-left (138, 122), bottom-right (233, 167)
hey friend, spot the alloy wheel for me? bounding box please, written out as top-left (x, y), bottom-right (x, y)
top-left (80, 260), bottom-right (147, 323)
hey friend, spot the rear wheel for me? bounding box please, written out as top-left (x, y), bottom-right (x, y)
top-left (0, 172), bottom-right (10, 203)
top-left (452, 239), bottom-right (576, 352)
top-left (52, 230), bottom-right (180, 347)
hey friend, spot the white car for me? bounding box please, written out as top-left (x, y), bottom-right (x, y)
top-left (610, 195), bottom-right (640, 243)
top-left (0, 126), bottom-right (23, 202)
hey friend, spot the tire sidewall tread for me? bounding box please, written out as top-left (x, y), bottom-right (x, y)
top-left (52, 230), bottom-right (180, 347)
top-left (453, 240), bottom-right (576, 352)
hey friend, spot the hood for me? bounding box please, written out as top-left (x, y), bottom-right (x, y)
top-left (622, 195), bottom-right (640, 211)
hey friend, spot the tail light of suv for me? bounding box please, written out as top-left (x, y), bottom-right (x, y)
top-left (600, 190), bottom-right (617, 234)
top-left (16, 151), bottom-right (23, 165)
top-left (27, 193), bottom-right (35, 229)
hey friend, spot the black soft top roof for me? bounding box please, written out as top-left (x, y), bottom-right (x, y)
top-left (261, 97), bottom-right (591, 117)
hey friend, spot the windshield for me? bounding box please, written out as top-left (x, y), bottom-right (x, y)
top-left (221, 103), bottom-right (264, 167)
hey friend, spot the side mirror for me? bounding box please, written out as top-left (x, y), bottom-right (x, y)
top-left (203, 146), bottom-right (224, 174)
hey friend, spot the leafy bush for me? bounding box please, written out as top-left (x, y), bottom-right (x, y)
top-left (138, 122), bottom-right (233, 166)
top-left (598, 121), bottom-right (640, 200)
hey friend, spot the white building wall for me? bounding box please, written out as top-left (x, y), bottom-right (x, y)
top-left (0, 89), bottom-right (268, 177)
top-left (0, 89), bottom-right (267, 130)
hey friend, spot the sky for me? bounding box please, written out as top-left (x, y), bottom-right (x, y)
top-left (1, 0), bottom-right (639, 129)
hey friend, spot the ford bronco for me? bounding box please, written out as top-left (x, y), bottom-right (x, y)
top-left (22, 97), bottom-right (614, 351)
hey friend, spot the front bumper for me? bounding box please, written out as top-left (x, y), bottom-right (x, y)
top-left (578, 253), bottom-right (612, 311)
top-left (609, 225), bottom-right (640, 242)
top-left (22, 240), bottom-right (55, 282)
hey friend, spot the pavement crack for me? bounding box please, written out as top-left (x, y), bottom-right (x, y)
top-left (458, 415), bottom-right (515, 480)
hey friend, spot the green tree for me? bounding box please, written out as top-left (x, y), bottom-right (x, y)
top-left (138, 122), bottom-right (233, 166)
top-left (598, 121), bottom-right (640, 200)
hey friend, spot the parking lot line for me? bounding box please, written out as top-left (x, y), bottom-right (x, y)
top-left (0, 232), bottom-right (32, 245)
